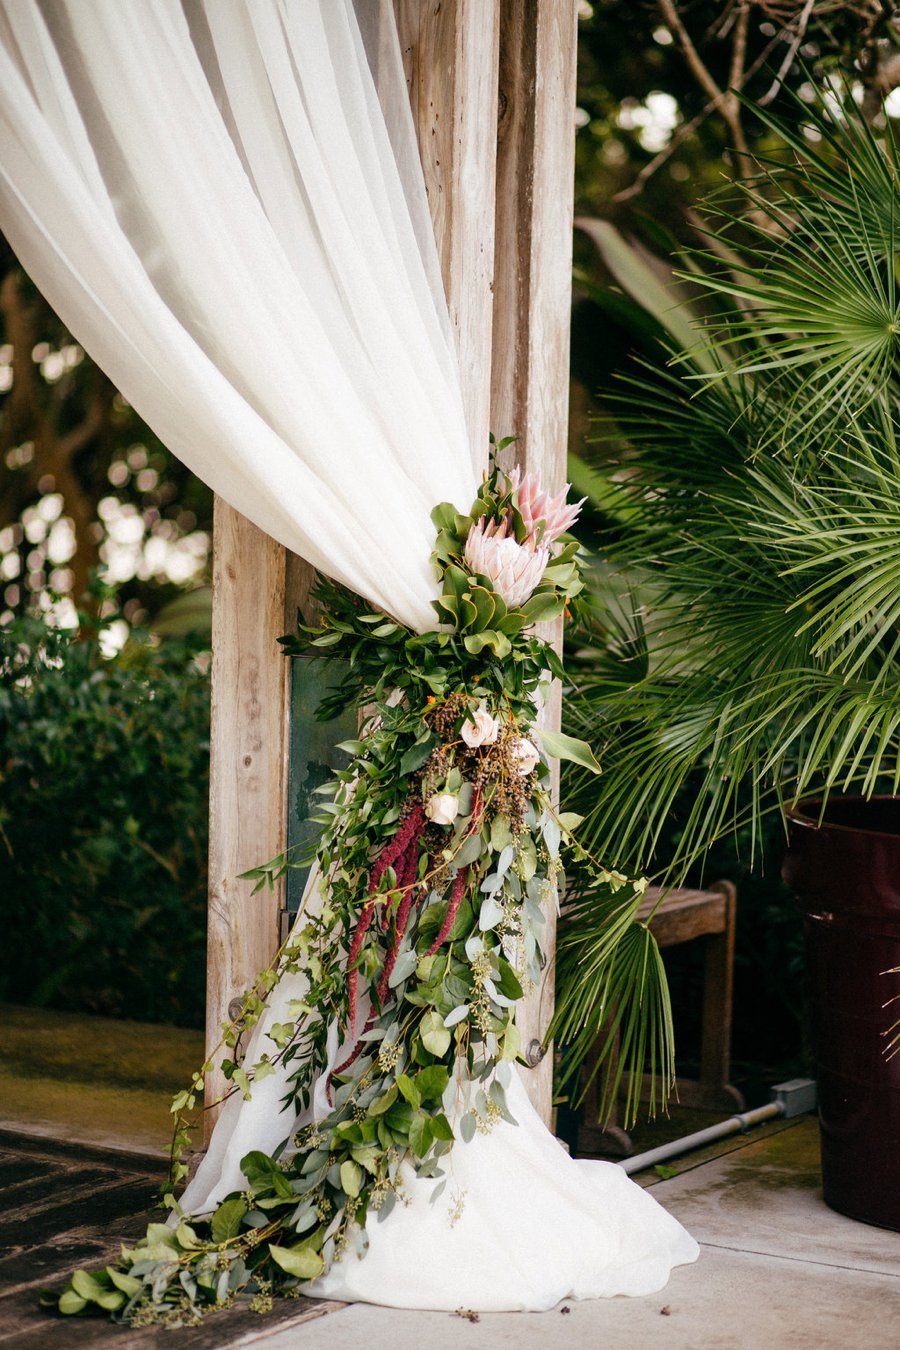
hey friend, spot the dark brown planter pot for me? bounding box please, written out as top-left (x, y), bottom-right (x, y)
top-left (783, 796), bottom-right (900, 1231)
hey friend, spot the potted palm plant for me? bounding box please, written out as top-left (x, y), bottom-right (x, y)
top-left (555, 95), bottom-right (900, 1229)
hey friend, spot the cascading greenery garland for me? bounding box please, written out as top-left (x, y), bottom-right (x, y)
top-left (48, 463), bottom-right (668, 1327)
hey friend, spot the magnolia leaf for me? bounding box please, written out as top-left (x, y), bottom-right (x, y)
top-left (535, 727), bottom-right (602, 775)
top-left (268, 1243), bottom-right (325, 1281)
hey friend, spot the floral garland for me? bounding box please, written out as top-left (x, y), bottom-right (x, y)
top-left (49, 463), bottom-right (651, 1326)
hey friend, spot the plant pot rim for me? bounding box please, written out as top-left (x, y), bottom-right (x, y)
top-left (788, 794), bottom-right (900, 842)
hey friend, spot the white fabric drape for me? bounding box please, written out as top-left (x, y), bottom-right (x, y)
top-left (0, 0), bottom-right (479, 630)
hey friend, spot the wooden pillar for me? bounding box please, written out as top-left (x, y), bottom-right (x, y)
top-left (393, 0), bottom-right (500, 454)
top-left (491, 0), bottom-right (578, 1120)
top-left (206, 503), bottom-right (290, 1119)
top-left (207, 1), bottom-right (577, 1130)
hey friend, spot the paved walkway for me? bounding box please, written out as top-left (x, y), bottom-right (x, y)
top-left (249, 1118), bottom-right (900, 1350)
top-left (3, 1005), bottom-right (899, 1348)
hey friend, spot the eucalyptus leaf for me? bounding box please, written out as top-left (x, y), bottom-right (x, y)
top-left (479, 894), bottom-right (504, 931)
top-left (389, 949), bottom-right (419, 988)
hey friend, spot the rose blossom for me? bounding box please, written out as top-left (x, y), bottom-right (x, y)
top-left (513, 738), bottom-right (540, 776)
top-left (425, 792), bottom-right (460, 825)
top-left (461, 706), bottom-right (500, 749)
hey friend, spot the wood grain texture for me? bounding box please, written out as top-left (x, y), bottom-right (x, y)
top-left (394, 0), bottom-right (500, 457)
top-left (206, 501), bottom-right (291, 1123)
top-left (491, 0), bottom-right (578, 1121)
top-left (0, 1134), bottom-right (340, 1346)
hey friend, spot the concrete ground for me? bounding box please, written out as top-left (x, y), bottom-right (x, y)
top-left (3, 1005), bottom-right (899, 1349)
top-left (243, 1115), bottom-right (900, 1350)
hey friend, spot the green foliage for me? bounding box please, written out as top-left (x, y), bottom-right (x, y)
top-left (566, 96), bottom-right (900, 884)
top-left (0, 610), bottom-right (210, 1025)
top-left (51, 466), bottom-right (670, 1325)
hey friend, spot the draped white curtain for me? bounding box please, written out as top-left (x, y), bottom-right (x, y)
top-left (0, 0), bottom-right (481, 630)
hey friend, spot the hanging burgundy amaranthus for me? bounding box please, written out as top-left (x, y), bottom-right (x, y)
top-left (345, 797), bottom-right (426, 1032)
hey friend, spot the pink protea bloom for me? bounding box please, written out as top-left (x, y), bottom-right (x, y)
top-left (507, 467), bottom-right (584, 544)
top-left (464, 516), bottom-right (550, 609)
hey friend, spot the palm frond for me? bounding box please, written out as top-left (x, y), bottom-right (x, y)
top-left (552, 881), bottom-right (674, 1128)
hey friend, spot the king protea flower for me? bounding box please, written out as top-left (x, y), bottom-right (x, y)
top-left (464, 516), bottom-right (550, 609)
top-left (507, 467), bottom-right (584, 544)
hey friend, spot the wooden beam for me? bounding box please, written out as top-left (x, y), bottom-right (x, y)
top-left (394, 0), bottom-right (500, 456)
top-left (491, 0), bottom-right (578, 1121)
top-left (206, 504), bottom-right (307, 1123)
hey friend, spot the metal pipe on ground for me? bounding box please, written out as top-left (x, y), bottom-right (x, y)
top-left (619, 1078), bottom-right (817, 1177)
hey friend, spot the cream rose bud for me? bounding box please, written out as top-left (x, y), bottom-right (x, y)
top-left (514, 738), bottom-right (540, 776)
top-left (461, 706), bottom-right (500, 749)
top-left (425, 792), bottom-right (460, 825)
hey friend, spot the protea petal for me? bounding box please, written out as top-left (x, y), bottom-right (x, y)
top-left (464, 520), bottom-right (549, 608)
top-left (507, 468), bottom-right (584, 544)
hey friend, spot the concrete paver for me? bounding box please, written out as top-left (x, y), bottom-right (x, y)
top-left (5, 1007), bottom-right (898, 1348)
top-left (254, 1249), bottom-right (899, 1350)
top-left (248, 1118), bottom-right (900, 1350)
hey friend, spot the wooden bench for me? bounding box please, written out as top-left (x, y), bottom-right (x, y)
top-left (575, 881), bottom-right (745, 1158)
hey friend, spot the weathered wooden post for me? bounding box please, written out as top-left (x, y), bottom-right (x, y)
top-left (206, 1), bottom-right (577, 1130)
top-left (491, 0), bottom-right (578, 1119)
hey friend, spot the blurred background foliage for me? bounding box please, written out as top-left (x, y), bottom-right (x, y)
top-left (0, 602), bottom-right (210, 1025)
top-left (0, 4), bottom-right (897, 1090)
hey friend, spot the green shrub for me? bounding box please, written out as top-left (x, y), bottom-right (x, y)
top-left (0, 614), bottom-right (210, 1026)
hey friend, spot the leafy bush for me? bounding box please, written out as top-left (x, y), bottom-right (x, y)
top-left (0, 613), bottom-right (210, 1026)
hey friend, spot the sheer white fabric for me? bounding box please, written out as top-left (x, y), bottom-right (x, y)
top-left (0, 0), bottom-right (698, 1308)
top-left (0, 0), bottom-right (477, 629)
